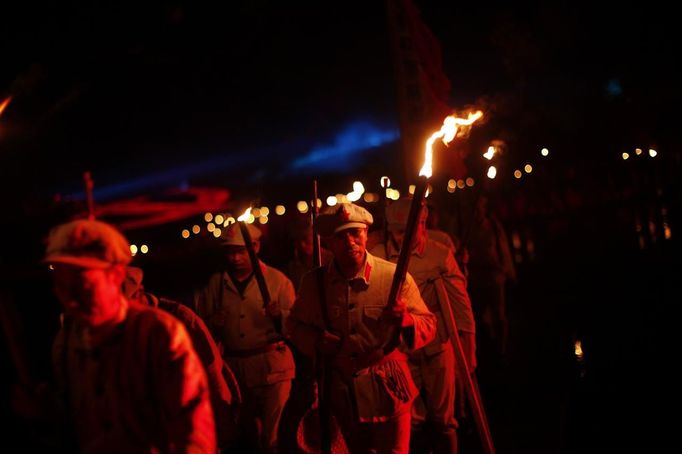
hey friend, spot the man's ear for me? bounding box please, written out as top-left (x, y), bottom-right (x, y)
top-left (109, 264), bottom-right (127, 286)
top-left (253, 241), bottom-right (261, 254)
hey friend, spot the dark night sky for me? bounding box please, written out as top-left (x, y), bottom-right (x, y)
top-left (1, 1), bottom-right (679, 205)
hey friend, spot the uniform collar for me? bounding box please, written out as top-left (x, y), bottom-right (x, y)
top-left (385, 236), bottom-right (426, 259)
top-left (329, 252), bottom-right (374, 289)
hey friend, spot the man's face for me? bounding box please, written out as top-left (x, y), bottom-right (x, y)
top-left (296, 236), bottom-right (314, 258)
top-left (51, 263), bottom-right (125, 328)
top-left (326, 227), bottom-right (368, 269)
top-left (224, 243), bottom-right (258, 276)
top-left (390, 213), bottom-right (427, 252)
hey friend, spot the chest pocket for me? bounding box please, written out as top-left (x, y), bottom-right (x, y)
top-left (362, 306), bottom-right (384, 333)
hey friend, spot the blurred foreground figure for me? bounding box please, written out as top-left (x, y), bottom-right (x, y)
top-left (287, 203), bottom-right (436, 454)
top-left (45, 219), bottom-right (215, 453)
top-left (124, 266), bottom-right (240, 451)
top-left (194, 222), bottom-right (295, 454)
top-left (370, 198), bottom-right (476, 454)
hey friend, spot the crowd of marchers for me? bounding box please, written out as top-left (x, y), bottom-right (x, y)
top-left (9, 193), bottom-right (515, 454)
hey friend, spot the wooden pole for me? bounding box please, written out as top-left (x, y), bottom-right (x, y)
top-left (237, 221), bottom-right (271, 309)
top-left (310, 180), bottom-right (333, 454)
top-left (381, 175), bottom-right (428, 353)
top-left (311, 180), bottom-right (321, 268)
top-left (435, 279), bottom-right (496, 454)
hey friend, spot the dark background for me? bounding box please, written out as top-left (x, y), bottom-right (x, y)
top-left (2, 1), bottom-right (680, 452)
top-left (2, 1), bottom-right (677, 197)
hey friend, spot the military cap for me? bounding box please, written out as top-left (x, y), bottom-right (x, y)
top-left (385, 198), bottom-right (428, 231)
top-left (316, 202), bottom-right (373, 237)
top-left (220, 221), bottom-right (262, 246)
top-left (44, 219), bottom-right (132, 269)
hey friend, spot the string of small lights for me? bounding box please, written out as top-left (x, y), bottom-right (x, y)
top-left (129, 142), bottom-right (667, 256)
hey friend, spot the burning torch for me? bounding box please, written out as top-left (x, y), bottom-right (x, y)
top-left (381, 110), bottom-right (495, 454)
top-left (381, 111), bottom-right (483, 353)
top-left (0, 96), bottom-right (11, 118)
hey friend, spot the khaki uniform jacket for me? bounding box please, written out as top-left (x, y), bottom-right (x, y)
top-left (427, 229), bottom-right (456, 251)
top-left (286, 252), bottom-right (436, 422)
top-left (194, 261), bottom-right (296, 387)
top-left (53, 301), bottom-right (216, 453)
top-left (370, 238), bottom-right (475, 356)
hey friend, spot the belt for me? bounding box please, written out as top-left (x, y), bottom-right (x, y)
top-left (224, 341), bottom-right (286, 358)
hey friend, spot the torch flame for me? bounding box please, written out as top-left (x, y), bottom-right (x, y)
top-left (0, 96), bottom-right (12, 118)
top-left (419, 110), bottom-right (483, 178)
top-left (237, 207), bottom-right (252, 222)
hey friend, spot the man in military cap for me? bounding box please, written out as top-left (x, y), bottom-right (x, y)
top-left (369, 198), bottom-right (477, 454)
top-left (44, 219), bottom-right (215, 453)
top-left (194, 221), bottom-right (295, 454)
top-left (286, 202), bottom-right (436, 453)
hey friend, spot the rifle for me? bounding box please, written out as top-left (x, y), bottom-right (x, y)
top-left (311, 180), bottom-right (333, 454)
top-left (311, 180), bottom-right (321, 271)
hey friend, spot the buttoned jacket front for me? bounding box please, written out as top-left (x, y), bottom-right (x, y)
top-left (287, 252), bottom-right (436, 421)
top-left (194, 260), bottom-right (296, 386)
